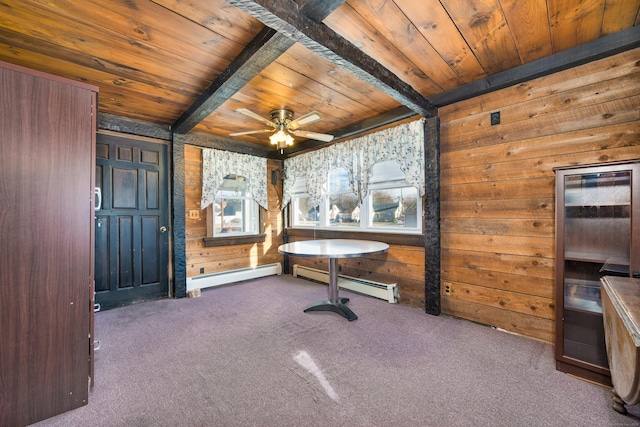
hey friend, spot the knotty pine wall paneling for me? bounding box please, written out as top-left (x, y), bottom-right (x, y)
top-left (439, 48), bottom-right (640, 342)
top-left (184, 145), bottom-right (284, 277)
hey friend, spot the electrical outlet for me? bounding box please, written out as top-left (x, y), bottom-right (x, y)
top-left (444, 282), bottom-right (452, 295)
top-left (189, 209), bottom-right (200, 219)
top-left (490, 111), bottom-right (500, 125)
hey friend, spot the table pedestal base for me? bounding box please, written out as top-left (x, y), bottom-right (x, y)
top-left (304, 297), bottom-right (357, 321)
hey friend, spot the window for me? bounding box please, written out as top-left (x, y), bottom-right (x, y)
top-left (367, 160), bottom-right (420, 231)
top-left (291, 178), bottom-right (319, 227)
top-left (290, 160), bottom-right (421, 233)
top-left (210, 175), bottom-right (258, 236)
top-left (326, 168), bottom-right (359, 228)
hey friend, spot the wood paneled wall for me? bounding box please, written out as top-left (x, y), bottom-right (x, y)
top-left (184, 145), bottom-right (284, 277)
top-left (439, 48), bottom-right (640, 342)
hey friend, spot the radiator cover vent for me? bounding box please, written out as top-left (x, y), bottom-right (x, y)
top-left (293, 264), bottom-right (398, 303)
top-left (186, 263), bottom-right (282, 292)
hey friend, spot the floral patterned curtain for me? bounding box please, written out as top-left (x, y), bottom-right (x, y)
top-left (201, 148), bottom-right (268, 210)
top-left (283, 118), bottom-right (425, 208)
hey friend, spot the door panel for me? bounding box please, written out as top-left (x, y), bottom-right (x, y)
top-left (95, 134), bottom-right (169, 310)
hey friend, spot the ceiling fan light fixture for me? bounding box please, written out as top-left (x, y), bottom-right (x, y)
top-left (233, 107), bottom-right (333, 151)
top-left (269, 127), bottom-right (294, 151)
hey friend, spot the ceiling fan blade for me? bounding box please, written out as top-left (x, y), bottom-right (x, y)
top-left (229, 129), bottom-right (273, 137)
top-left (291, 130), bottom-right (334, 142)
top-left (235, 108), bottom-right (275, 128)
top-left (289, 111), bottom-right (323, 129)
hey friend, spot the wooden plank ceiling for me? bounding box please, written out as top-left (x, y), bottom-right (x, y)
top-left (0, 0), bottom-right (638, 154)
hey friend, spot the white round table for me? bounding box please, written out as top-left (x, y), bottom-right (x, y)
top-left (278, 239), bottom-right (389, 321)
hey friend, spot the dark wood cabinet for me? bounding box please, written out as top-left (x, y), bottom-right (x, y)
top-left (0, 61), bottom-right (98, 426)
top-left (555, 161), bottom-right (640, 386)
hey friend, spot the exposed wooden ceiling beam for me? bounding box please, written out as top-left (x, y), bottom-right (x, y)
top-left (172, 27), bottom-right (293, 134)
top-left (172, 0), bottom-right (346, 135)
top-left (431, 25), bottom-right (640, 107)
top-left (298, 0), bottom-right (346, 23)
top-left (227, 0), bottom-right (438, 118)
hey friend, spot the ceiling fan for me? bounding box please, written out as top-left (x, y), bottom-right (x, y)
top-left (229, 108), bottom-right (334, 152)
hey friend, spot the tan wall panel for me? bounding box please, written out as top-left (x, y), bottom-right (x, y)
top-left (439, 48), bottom-right (640, 343)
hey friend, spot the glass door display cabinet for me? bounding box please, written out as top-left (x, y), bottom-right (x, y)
top-left (555, 161), bottom-right (639, 386)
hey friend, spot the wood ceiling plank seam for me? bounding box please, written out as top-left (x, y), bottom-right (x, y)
top-left (32, 0), bottom-right (249, 69)
top-left (323, 2), bottom-right (444, 95)
top-left (0, 28), bottom-right (204, 97)
top-left (151, 0), bottom-right (264, 42)
top-left (219, 82), bottom-right (351, 134)
top-left (392, 0), bottom-right (487, 84)
top-left (259, 59), bottom-right (388, 119)
top-left (227, 0), bottom-right (438, 117)
top-left (0, 39), bottom-right (192, 101)
top-left (277, 47), bottom-right (399, 112)
top-left (498, 0), bottom-right (553, 64)
top-left (547, 0), bottom-right (606, 52)
top-left (0, 36), bottom-right (200, 126)
top-left (0, 2), bottom-right (219, 88)
top-left (600, 0), bottom-right (640, 35)
top-left (439, 0), bottom-right (523, 75)
top-left (346, 0), bottom-right (463, 91)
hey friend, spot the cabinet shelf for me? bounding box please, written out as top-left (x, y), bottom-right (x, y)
top-left (564, 278), bottom-right (602, 313)
top-left (565, 252), bottom-right (629, 265)
top-left (565, 202), bottom-right (630, 208)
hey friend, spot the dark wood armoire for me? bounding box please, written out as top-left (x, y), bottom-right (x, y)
top-left (0, 61), bottom-right (98, 426)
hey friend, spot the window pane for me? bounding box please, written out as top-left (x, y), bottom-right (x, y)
top-left (214, 197), bottom-right (258, 235)
top-left (370, 160), bottom-right (405, 183)
top-left (329, 193), bottom-right (360, 227)
top-left (219, 175), bottom-right (249, 197)
top-left (293, 195), bottom-right (319, 227)
top-left (370, 186), bottom-right (419, 228)
top-left (328, 168), bottom-right (350, 192)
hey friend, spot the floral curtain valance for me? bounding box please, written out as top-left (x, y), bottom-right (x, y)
top-left (201, 148), bottom-right (268, 210)
top-left (283, 118), bottom-right (425, 208)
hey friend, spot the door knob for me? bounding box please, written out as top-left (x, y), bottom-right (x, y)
top-left (160, 226), bottom-right (167, 233)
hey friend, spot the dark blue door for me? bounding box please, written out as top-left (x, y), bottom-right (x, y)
top-left (94, 133), bottom-right (169, 310)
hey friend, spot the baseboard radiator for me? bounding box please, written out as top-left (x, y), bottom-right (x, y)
top-left (293, 264), bottom-right (398, 303)
top-left (186, 263), bottom-right (282, 292)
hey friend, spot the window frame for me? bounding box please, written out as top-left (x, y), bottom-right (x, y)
top-left (289, 161), bottom-right (423, 234)
top-left (203, 174), bottom-right (266, 247)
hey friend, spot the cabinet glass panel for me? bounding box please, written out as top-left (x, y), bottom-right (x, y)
top-left (561, 170), bottom-right (631, 368)
top-left (563, 171), bottom-right (631, 314)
